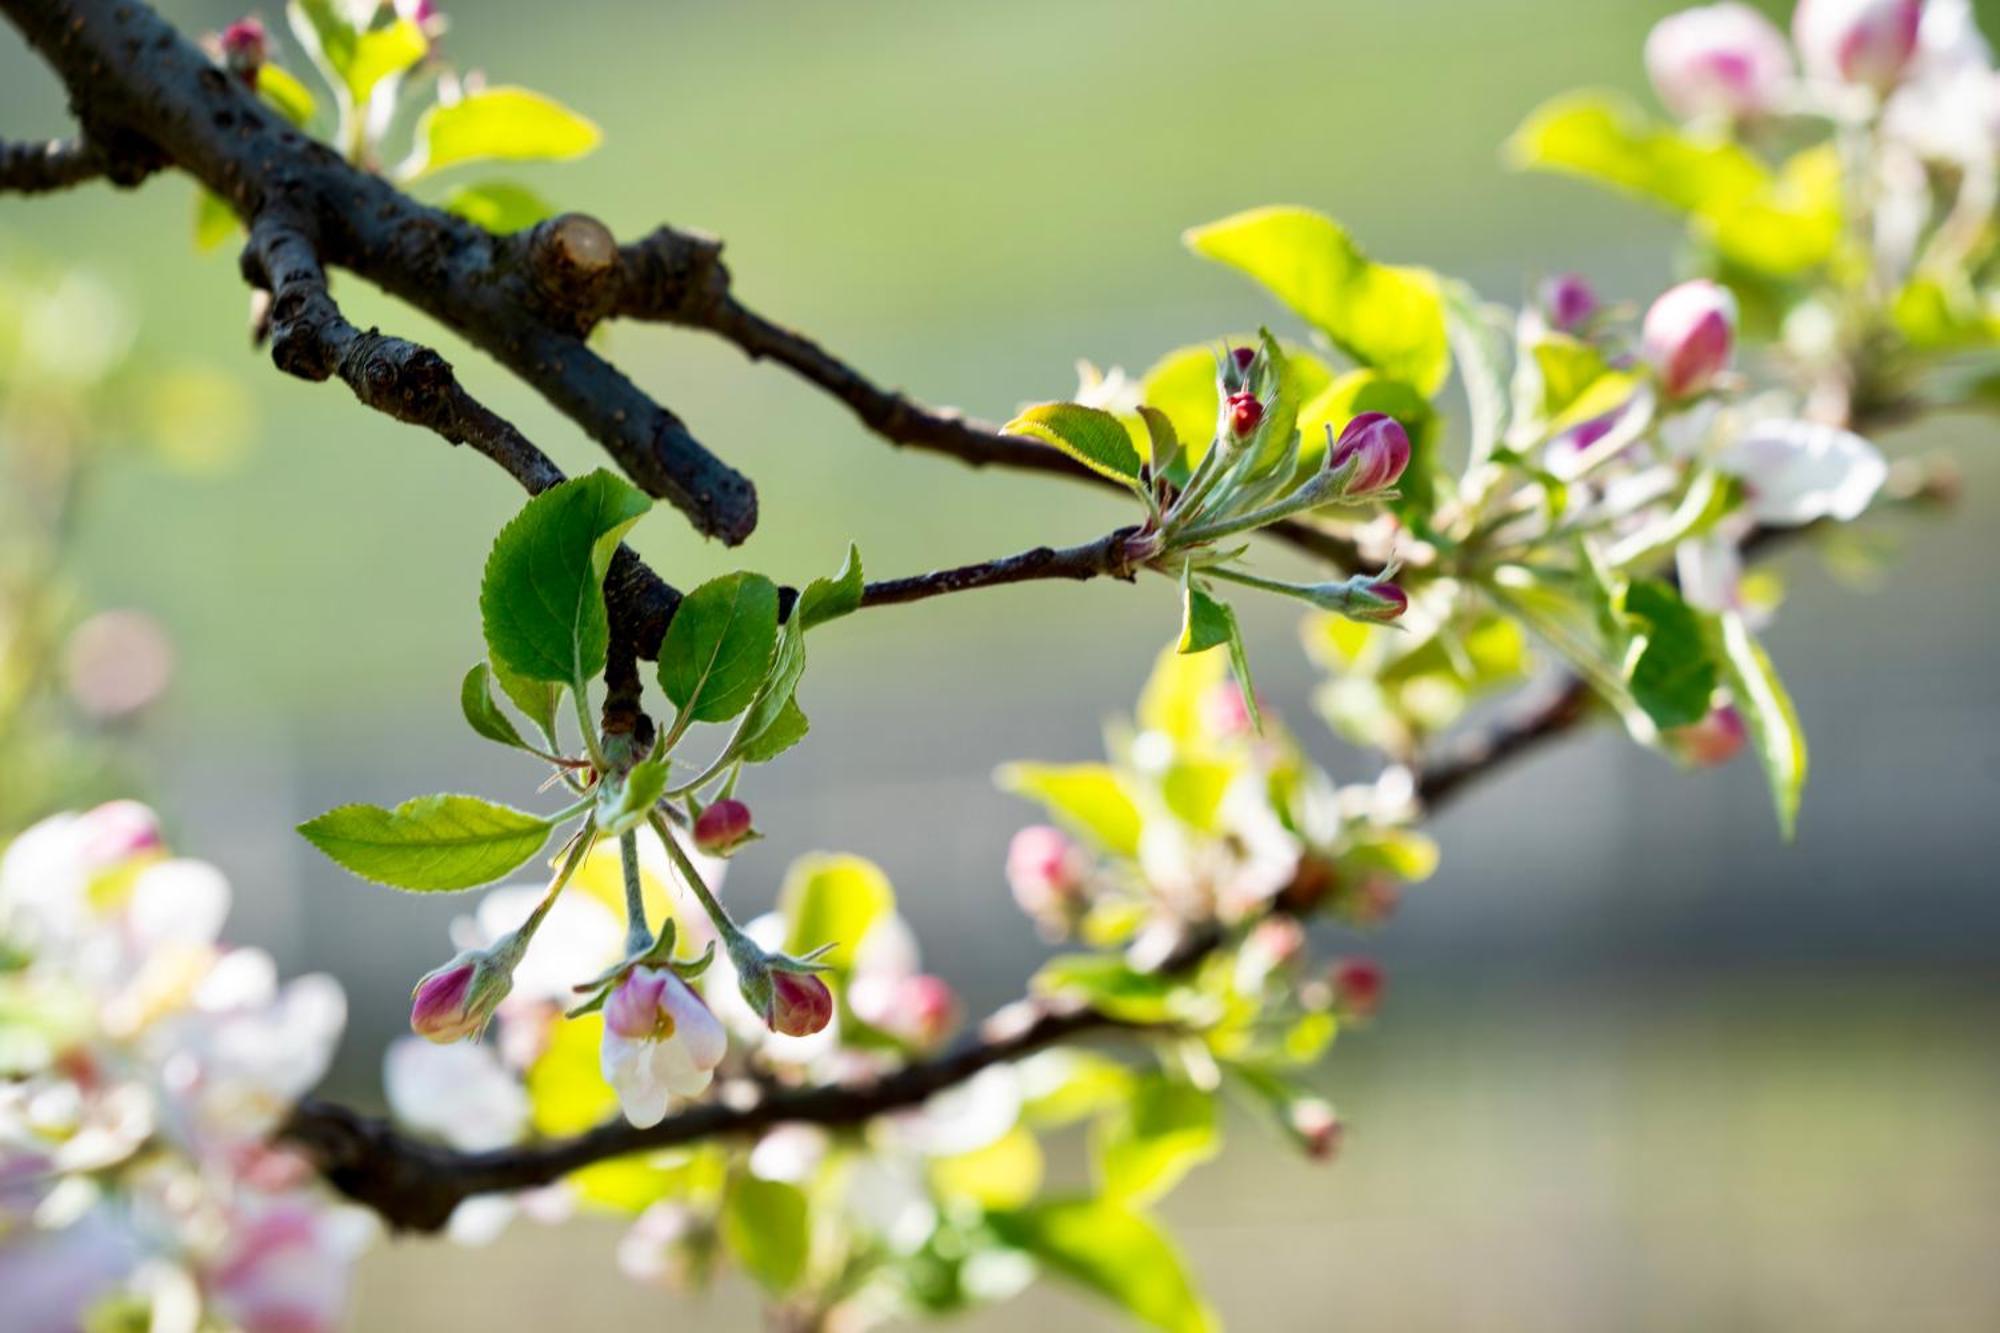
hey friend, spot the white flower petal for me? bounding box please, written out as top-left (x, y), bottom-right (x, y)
top-left (126, 859), bottom-right (230, 947)
top-left (383, 1038), bottom-right (528, 1152)
top-left (1715, 418), bottom-right (1888, 525)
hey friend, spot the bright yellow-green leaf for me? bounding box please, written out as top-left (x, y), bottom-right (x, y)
top-left (193, 188), bottom-right (238, 253)
top-left (570, 1147), bottom-right (726, 1215)
top-left (996, 763), bottom-right (1144, 856)
top-left (342, 18), bottom-right (426, 106)
top-left (445, 180), bottom-right (557, 234)
top-left (778, 854), bottom-right (894, 972)
top-left (988, 1198), bottom-right (1218, 1333)
top-left (1136, 641), bottom-right (1227, 745)
top-left (1094, 1075), bottom-right (1219, 1205)
top-left (527, 1011), bottom-right (617, 1136)
top-left (1509, 92), bottom-right (1840, 276)
top-left (929, 1125), bottom-right (1044, 1209)
top-left (721, 1177), bottom-right (810, 1292)
top-left (1185, 206), bottom-right (1451, 395)
top-left (1003, 401), bottom-right (1144, 483)
top-left (406, 86), bottom-right (603, 179)
top-left (1019, 1049), bottom-right (1136, 1128)
top-left (257, 65), bottom-right (318, 127)
top-left (1715, 609), bottom-right (1808, 839)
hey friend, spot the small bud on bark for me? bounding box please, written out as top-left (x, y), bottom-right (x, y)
top-left (219, 17), bottom-right (267, 88)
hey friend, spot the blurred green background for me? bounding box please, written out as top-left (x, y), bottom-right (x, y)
top-left (5, 1), bottom-right (1999, 1328)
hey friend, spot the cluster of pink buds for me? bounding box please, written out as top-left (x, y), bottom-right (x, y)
top-left (1006, 825), bottom-right (1093, 936)
top-left (217, 16), bottom-right (266, 88)
top-left (1643, 279), bottom-right (1737, 399)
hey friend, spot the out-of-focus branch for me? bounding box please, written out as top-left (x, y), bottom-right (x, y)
top-left (283, 995), bottom-right (1143, 1233)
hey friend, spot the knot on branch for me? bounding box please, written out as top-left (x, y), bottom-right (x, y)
top-left (523, 212), bottom-right (621, 334)
top-left (612, 224), bottom-right (732, 325)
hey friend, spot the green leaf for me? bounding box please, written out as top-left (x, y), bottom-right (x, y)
top-left (405, 86), bottom-right (603, 179)
top-left (720, 1177), bottom-right (809, 1292)
top-left (1220, 599), bottom-right (1261, 734)
top-left (597, 754), bottom-right (669, 837)
top-left (659, 572), bottom-right (781, 725)
top-left (733, 621), bottom-right (807, 761)
top-left (738, 696), bottom-right (809, 764)
top-left (1508, 93), bottom-right (1839, 277)
top-left (1530, 333), bottom-right (1613, 421)
top-left (1712, 610), bottom-right (1807, 839)
top-left (257, 65), bottom-right (318, 128)
top-left (1095, 1075), bottom-right (1219, 1206)
top-left (1135, 405), bottom-right (1181, 474)
top-left (480, 471), bottom-right (651, 687)
top-left (1622, 579), bottom-right (1717, 732)
top-left (460, 662), bottom-right (534, 752)
top-left (192, 189), bottom-right (238, 253)
top-left (996, 763), bottom-right (1143, 857)
top-left (298, 794), bottom-right (554, 891)
top-left (1442, 280), bottom-right (1512, 469)
top-left (1185, 205), bottom-right (1450, 396)
top-left (289, 1), bottom-right (424, 107)
top-left (777, 854), bottom-right (895, 973)
top-left (492, 657), bottom-right (563, 749)
top-left (798, 542), bottom-right (864, 629)
top-left (1032, 955), bottom-right (1187, 1025)
top-left (1003, 402), bottom-right (1145, 485)
top-left (1178, 578), bottom-right (1233, 655)
top-left (444, 180), bottom-right (556, 234)
top-left (988, 1198), bottom-right (1217, 1333)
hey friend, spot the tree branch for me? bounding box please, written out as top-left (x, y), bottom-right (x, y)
top-left (283, 995), bottom-right (1137, 1233)
top-left (0, 130), bottom-right (160, 193)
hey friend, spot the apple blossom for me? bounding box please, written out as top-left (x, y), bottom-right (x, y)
top-left (1331, 956), bottom-right (1386, 1018)
top-left (1541, 271), bottom-right (1600, 331)
top-left (1329, 412), bottom-right (1412, 496)
top-left (767, 969), bottom-right (835, 1037)
top-left (1712, 418), bottom-right (1888, 525)
top-left (1795, 0), bottom-right (1924, 91)
top-left (599, 966), bottom-right (728, 1128)
top-left (1645, 3), bottom-right (1795, 120)
top-left (693, 797), bottom-right (754, 855)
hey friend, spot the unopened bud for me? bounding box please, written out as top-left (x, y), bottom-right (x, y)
top-left (1289, 1097), bottom-right (1342, 1161)
top-left (1006, 825), bottom-right (1090, 929)
top-left (411, 945), bottom-right (515, 1043)
top-left (693, 799), bottom-right (754, 855)
top-left (1794, 0), bottom-right (1922, 92)
top-left (1328, 412), bottom-right (1411, 496)
top-left (1644, 4), bottom-right (1794, 121)
top-left (1541, 272), bottom-right (1600, 332)
top-left (1642, 279), bottom-right (1736, 399)
top-left (395, 0), bottom-right (445, 37)
top-left (218, 17), bottom-right (266, 87)
top-left (1226, 392), bottom-right (1265, 442)
top-left (850, 972), bottom-right (960, 1050)
top-left (1330, 956), bottom-right (1385, 1019)
top-left (766, 970), bottom-right (834, 1037)
top-left (1669, 703), bottom-right (1747, 767)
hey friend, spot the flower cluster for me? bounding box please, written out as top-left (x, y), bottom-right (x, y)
top-left (0, 803), bottom-right (368, 1332)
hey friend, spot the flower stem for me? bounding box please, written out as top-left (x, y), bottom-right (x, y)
top-left (619, 830), bottom-right (650, 956)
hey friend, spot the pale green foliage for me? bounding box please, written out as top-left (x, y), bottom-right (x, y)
top-left (659, 572), bottom-right (781, 724)
top-left (296, 794), bottom-right (553, 892)
top-left (405, 87), bottom-right (603, 179)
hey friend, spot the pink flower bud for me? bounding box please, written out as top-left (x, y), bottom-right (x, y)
top-left (693, 799), bottom-right (753, 855)
top-left (1329, 412), bottom-right (1411, 495)
top-left (410, 951), bottom-right (508, 1043)
top-left (218, 17), bottom-right (266, 87)
top-left (1230, 346), bottom-right (1257, 373)
top-left (1006, 825), bottom-right (1089, 925)
top-left (1331, 956), bottom-right (1385, 1019)
top-left (1353, 581), bottom-right (1409, 624)
top-left (767, 970), bottom-right (833, 1037)
top-left (1794, 0), bottom-right (1922, 92)
top-left (1226, 392), bottom-right (1264, 441)
top-left (1644, 4), bottom-right (1795, 121)
top-left (1642, 279), bottom-right (1737, 398)
top-left (894, 974), bottom-right (960, 1050)
top-left (1289, 1097), bottom-right (1343, 1161)
top-left (1541, 272), bottom-right (1600, 332)
top-left (1669, 703), bottom-right (1748, 767)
